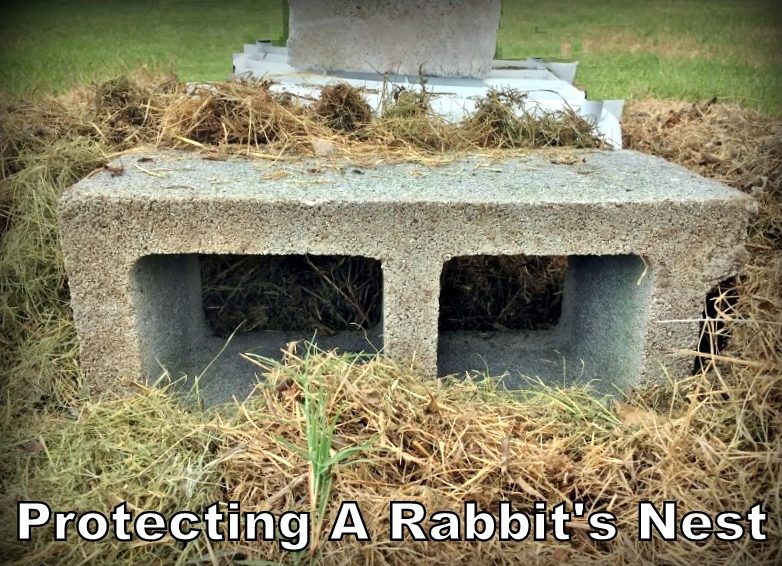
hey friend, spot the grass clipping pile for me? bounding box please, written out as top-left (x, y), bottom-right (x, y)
top-left (0, 76), bottom-right (780, 564)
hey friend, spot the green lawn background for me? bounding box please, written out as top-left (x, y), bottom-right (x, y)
top-left (1, 0), bottom-right (781, 114)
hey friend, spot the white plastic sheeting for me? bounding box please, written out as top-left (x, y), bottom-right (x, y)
top-left (233, 42), bottom-right (623, 148)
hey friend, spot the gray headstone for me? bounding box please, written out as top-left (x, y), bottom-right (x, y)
top-left (286, 0), bottom-right (502, 77)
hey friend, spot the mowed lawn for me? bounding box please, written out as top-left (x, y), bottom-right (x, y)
top-left (0, 0), bottom-right (287, 95)
top-left (1, 0), bottom-right (781, 114)
top-left (499, 0), bottom-right (782, 114)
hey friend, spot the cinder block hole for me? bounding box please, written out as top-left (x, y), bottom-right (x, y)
top-left (131, 253), bottom-right (382, 405)
top-left (437, 254), bottom-right (652, 389)
top-left (439, 255), bottom-right (566, 331)
top-left (694, 277), bottom-right (738, 374)
top-left (199, 254), bottom-right (382, 337)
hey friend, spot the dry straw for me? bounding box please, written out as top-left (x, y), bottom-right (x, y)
top-left (200, 254), bottom-right (382, 337)
top-left (0, 75), bottom-right (780, 564)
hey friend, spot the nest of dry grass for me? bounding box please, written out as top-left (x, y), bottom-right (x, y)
top-left (439, 255), bottom-right (567, 331)
top-left (1, 76), bottom-right (781, 565)
top-left (200, 254), bottom-right (382, 337)
top-left (464, 88), bottom-right (603, 149)
top-left (313, 83), bottom-right (373, 133)
top-left (75, 76), bottom-right (606, 156)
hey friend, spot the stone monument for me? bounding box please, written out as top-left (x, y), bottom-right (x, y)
top-left (286, 0), bottom-right (502, 77)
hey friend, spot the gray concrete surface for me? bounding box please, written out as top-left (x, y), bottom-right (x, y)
top-left (59, 149), bottom-right (755, 404)
top-left (286, 0), bottom-right (502, 77)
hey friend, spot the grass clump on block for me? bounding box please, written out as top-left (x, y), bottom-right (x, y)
top-left (313, 82), bottom-right (373, 133)
top-left (157, 78), bottom-right (313, 148)
top-left (374, 84), bottom-right (457, 152)
top-left (2, 75), bottom-right (611, 165)
top-left (465, 87), bottom-right (603, 149)
top-left (93, 76), bottom-right (155, 146)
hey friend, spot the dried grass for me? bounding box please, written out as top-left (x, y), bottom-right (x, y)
top-left (0, 137), bottom-right (105, 408)
top-left (214, 343), bottom-right (781, 564)
top-left (1, 77), bottom-right (780, 564)
top-left (156, 78), bottom-right (314, 149)
top-left (93, 76), bottom-right (158, 146)
top-left (313, 83), bottom-right (373, 134)
top-left (373, 84), bottom-right (460, 152)
top-left (218, 347), bottom-right (623, 564)
top-left (200, 254), bottom-right (382, 337)
top-left (439, 255), bottom-right (567, 331)
top-left (0, 94), bottom-right (90, 178)
top-left (82, 76), bottom-right (606, 158)
top-left (464, 88), bottom-right (604, 150)
top-left (0, 387), bottom-right (224, 564)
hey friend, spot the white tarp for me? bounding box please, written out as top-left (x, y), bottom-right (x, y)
top-left (233, 42), bottom-right (623, 148)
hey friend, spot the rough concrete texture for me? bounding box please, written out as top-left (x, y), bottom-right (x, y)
top-left (286, 0), bottom-right (502, 77)
top-left (59, 149), bottom-right (755, 404)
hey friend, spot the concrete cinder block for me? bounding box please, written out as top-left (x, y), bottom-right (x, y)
top-left (286, 0), bottom-right (502, 77)
top-left (59, 150), bottom-right (754, 405)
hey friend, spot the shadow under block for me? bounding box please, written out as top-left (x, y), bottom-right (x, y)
top-left (59, 150), bottom-right (755, 404)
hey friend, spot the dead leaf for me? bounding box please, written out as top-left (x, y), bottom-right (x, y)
top-left (613, 401), bottom-right (668, 428)
top-left (550, 153), bottom-right (579, 165)
top-left (425, 392), bottom-right (441, 415)
top-left (311, 137), bottom-right (336, 157)
top-left (18, 439), bottom-right (44, 454)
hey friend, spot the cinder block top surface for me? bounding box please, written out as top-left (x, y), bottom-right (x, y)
top-left (64, 150), bottom-right (751, 207)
